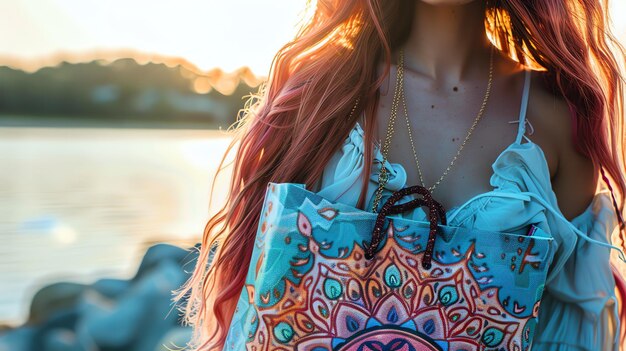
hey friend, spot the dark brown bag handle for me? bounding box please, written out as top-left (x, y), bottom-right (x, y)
top-left (364, 185), bottom-right (447, 269)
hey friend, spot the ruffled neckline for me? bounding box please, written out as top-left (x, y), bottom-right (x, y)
top-left (356, 121), bottom-right (560, 221)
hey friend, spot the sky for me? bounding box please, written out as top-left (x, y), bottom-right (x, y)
top-left (0, 0), bottom-right (625, 76)
top-left (0, 0), bottom-right (310, 75)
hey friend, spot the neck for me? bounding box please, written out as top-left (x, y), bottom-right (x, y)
top-left (402, 1), bottom-right (492, 84)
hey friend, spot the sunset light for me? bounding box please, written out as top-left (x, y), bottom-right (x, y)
top-left (0, 1), bottom-right (624, 75)
top-left (2, 1), bottom-right (626, 349)
top-left (0, 0), bottom-right (310, 75)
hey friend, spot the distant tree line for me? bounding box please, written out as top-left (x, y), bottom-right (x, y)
top-left (0, 58), bottom-right (264, 129)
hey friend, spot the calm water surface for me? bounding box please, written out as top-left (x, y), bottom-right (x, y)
top-left (0, 126), bottom-right (233, 325)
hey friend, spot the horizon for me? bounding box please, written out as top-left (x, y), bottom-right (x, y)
top-left (0, 49), bottom-right (267, 79)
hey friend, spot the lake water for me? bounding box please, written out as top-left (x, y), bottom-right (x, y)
top-left (0, 125), bottom-right (234, 325)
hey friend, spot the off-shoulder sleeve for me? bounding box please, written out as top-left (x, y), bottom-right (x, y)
top-left (481, 145), bottom-right (626, 350)
top-left (531, 190), bottom-right (621, 351)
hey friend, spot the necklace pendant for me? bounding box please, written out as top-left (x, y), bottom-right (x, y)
top-left (379, 170), bottom-right (389, 183)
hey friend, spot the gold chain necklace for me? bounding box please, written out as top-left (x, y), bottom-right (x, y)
top-left (370, 51), bottom-right (405, 212)
top-left (367, 46), bottom-right (494, 212)
top-left (400, 46), bottom-right (494, 193)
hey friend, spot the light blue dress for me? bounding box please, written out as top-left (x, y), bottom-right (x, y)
top-left (314, 69), bottom-right (626, 350)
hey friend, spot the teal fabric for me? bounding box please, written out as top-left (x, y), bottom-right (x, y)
top-left (315, 118), bottom-right (626, 350)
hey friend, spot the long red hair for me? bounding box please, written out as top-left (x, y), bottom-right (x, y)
top-left (172, 0), bottom-right (626, 349)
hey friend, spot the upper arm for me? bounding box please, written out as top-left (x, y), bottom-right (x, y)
top-left (529, 73), bottom-right (598, 221)
top-left (552, 124), bottom-right (598, 221)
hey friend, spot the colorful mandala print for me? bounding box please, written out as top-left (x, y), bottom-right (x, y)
top-left (223, 183), bottom-right (556, 351)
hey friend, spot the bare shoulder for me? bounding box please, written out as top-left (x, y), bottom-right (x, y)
top-left (526, 70), bottom-right (598, 221)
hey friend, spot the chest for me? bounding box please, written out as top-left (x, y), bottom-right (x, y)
top-left (366, 69), bottom-right (554, 211)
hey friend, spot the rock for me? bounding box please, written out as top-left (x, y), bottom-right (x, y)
top-left (0, 326), bottom-right (37, 351)
top-left (1, 243), bottom-right (198, 351)
top-left (91, 278), bottom-right (130, 299)
top-left (134, 244), bottom-right (193, 280)
top-left (28, 282), bottom-right (87, 325)
top-left (41, 328), bottom-right (84, 351)
top-left (77, 260), bottom-right (189, 351)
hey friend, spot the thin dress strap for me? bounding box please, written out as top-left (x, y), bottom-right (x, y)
top-left (515, 68), bottom-right (532, 145)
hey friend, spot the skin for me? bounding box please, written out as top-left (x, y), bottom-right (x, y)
top-left (365, 0), bottom-right (597, 220)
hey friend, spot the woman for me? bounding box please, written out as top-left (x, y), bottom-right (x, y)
top-left (174, 0), bottom-right (626, 350)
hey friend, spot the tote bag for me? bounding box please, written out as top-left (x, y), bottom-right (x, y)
top-left (223, 181), bottom-right (556, 351)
